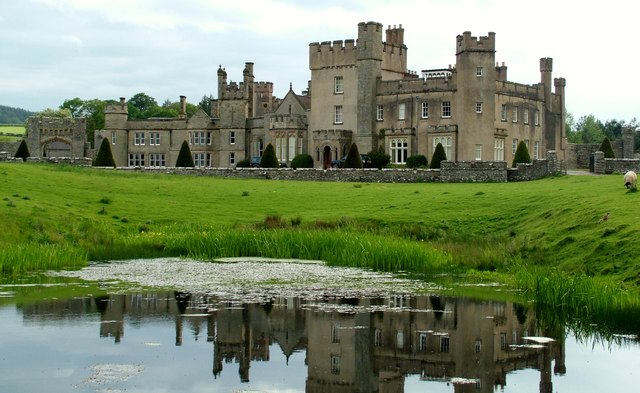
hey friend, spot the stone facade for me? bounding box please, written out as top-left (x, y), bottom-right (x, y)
top-left (24, 117), bottom-right (90, 159)
top-left (96, 21), bottom-right (566, 171)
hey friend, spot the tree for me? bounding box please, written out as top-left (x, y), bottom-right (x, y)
top-left (573, 114), bottom-right (605, 144)
top-left (512, 141), bottom-right (532, 167)
top-left (14, 140), bottom-right (30, 161)
top-left (291, 153), bottom-right (314, 169)
top-left (128, 92), bottom-right (159, 119)
top-left (260, 143), bottom-right (279, 168)
top-left (34, 108), bottom-right (73, 118)
top-left (199, 95), bottom-right (212, 115)
top-left (93, 137), bottom-right (116, 167)
top-left (598, 137), bottom-right (615, 158)
top-left (406, 155), bottom-right (428, 168)
top-left (603, 119), bottom-right (624, 140)
top-left (429, 143), bottom-right (447, 169)
top-left (61, 98), bottom-right (106, 148)
top-left (175, 141), bottom-right (195, 167)
top-left (367, 147), bottom-right (390, 169)
top-left (343, 143), bottom-right (363, 168)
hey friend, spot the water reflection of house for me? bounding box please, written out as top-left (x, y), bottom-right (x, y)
top-left (21, 292), bottom-right (564, 391)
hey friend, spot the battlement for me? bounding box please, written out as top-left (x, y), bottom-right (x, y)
top-left (540, 57), bottom-right (553, 72)
top-left (309, 39), bottom-right (358, 69)
top-left (105, 97), bottom-right (128, 114)
top-left (456, 31), bottom-right (495, 54)
top-left (495, 80), bottom-right (542, 100)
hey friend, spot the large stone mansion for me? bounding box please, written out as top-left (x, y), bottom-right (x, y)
top-left (95, 21), bottom-right (566, 169)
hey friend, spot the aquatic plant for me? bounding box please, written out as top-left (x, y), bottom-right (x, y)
top-left (0, 243), bottom-right (87, 274)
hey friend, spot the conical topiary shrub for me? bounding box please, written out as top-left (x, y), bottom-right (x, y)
top-left (175, 140), bottom-right (195, 167)
top-left (599, 137), bottom-right (615, 158)
top-left (93, 137), bottom-right (116, 167)
top-left (343, 143), bottom-right (363, 168)
top-left (260, 143), bottom-right (279, 168)
top-left (429, 143), bottom-right (447, 169)
top-left (512, 141), bottom-right (532, 167)
top-left (14, 140), bottom-right (30, 162)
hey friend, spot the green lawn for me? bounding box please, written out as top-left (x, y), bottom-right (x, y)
top-left (1, 163), bottom-right (639, 284)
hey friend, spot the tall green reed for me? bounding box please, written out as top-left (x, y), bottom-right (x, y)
top-left (0, 243), bottom-right (88, 274)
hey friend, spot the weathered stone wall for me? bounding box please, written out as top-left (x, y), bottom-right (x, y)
top-left (0, 156), bottom-right (93, 165)
top-left (441, 161), bottom-right (508, 182)
top-left (507, 159), bottom-right (550, 181)
top-left (566, 140), bottom-right (626, 169)
top-left (0, 141), bottom-right (19, 155)
top-left (603, 158), bottom-right (640, 174)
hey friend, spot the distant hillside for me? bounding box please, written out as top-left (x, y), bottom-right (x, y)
top-left (0, 105), bottom-right (35, 124)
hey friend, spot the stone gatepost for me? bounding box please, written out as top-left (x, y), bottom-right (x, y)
top-left (622, 127), bottom-right (634, 158)
top-left (593, 151), bottom-right (605, 174)
top-left (546, 150), bottom-right (557, 175)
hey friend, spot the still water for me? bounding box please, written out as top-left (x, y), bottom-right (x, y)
top-left (0, 259), bottom-right (638, 392)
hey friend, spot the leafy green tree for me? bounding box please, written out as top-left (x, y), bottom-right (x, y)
top-left (367, 147), bottom-right (390, 169)
top-left (127, 93), bottom-right (159, 119)
top-left (565, 112), bottom-right (577, 142)
top-left (429, 143), bottom-right (447, 169)
top-left (199, 95), bottom-right (212, 115)
top-left (0, 105), bottom-right (33, 123)
top-left (14, 140), bottom-right (30, 161)
top-left (512, 141), bottom-right (532, 167)
top-left (343, 143), bottom-right (363, 168)
top-left (34, 108), bottom-right (73, 118)
top-left (406, 154), bottom-right (428, 168)
top-left (291, 153), bottom-right (314, 169)
top-left (603, 119), bottom-right (624, 140)
top-left (175, 140), bottom-right (195, 167)
top-left (260, 143), bottom-right (279, 168)
top-left (93, 137), bottom-right (116, 167)
top-left (598, 137), bottom-right (615, 158)
top-left (61, 98), bottom-right (106, 148)
top-left (573, 114), bottom-right (605, 144)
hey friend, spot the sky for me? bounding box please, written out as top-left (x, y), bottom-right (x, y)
top-left (0, 0), bottom-right (638, 122)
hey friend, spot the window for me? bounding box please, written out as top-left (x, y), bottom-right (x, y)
top-left (330, 355), bottom-right (341, 374)
top-left (512, 330), bottom-right (518, 344)
top-left (494, 139), bottom-right (505, 161)
top-left (189, 131), bottom-right (210, 145)
top-left (134, 132), bottom-right (145, 146)
top-left (476, 102), bottom-right (483, 114)
top-left (193, 152), bottom-right (210, 167)
top-left (525, 139), bottom-right (530, 150)
top-left (111, 131), bottom-right (116, 145)
top-left (512, 107), bottom-right (518, 123)
top-left (475, 340), bottom-right (482, 353)
top-left (398, 103), bottom-right (406, 120)
top-left (374, 329), bottom-right (382, 347)
top-left (396, 330), bottom-right (404, 349)
top-left (334, 76), bottom-right (343, 94)
top-left (523, 109), bottom-right (529, 124)
top-left (534, 110), bottom-right (540, 126)
top-left (229, 152), bottom-right (235, 166)
top-left (512, 139), bottom-right (518, 156)
top-left (229, 131), bottom-right (236, 145)
top-left (534, 141), bottom-right (540, 159)
top-left (149, 153), bottom-right (166, 167)
top-left (377, 105), bottom-right (384, 121)
top-left (334, 105), bottom-right (343, 124)
top-left (501, 104), bottom-right (508, 121)
top-left (476, 66), bottom-right (483, 77)
top-left (419, 333), bottom-right (428, 351)
top-left (475, 144), bottom-right (482, 161)
top-left (500, 333), bottom-right (507, 350)
top-left (390, 138), bottom-right (408, 164)
top-left (433, 136), bottom-right (453, 160)
top-left (331, 324), bottom-right (340, 344)
top-left (128, 153), bottom-right (144, 167)
top-left (149, 132), bottom-right (160, 146)
top-left (421, 102), bottom-right (429, 118)
top-left (440, 336), bottom-right (450, 353)
top-left (442, 101), bottom-right (451, 118)
top-left (289, 134), bottom-right (297, 161)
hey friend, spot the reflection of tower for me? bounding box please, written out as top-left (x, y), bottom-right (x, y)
top-left (212, 304), bottom-right (251, 382)
top-left (97, 295), bottom-right (125, 343)
top-left (539, 344), bottom-right (553, 393)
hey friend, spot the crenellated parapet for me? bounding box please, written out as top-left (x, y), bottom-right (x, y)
top-left (495, 80), bottom-right (542, 100)
top-left (309, 39), bottom-right (358, 69)
top-left (456, 31), bottom-right (496, 54)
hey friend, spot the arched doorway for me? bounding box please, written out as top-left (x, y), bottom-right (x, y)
top-left (42, 137), bottom-right (72, 158)
top-left (322, 146), bottom-right (332, 169)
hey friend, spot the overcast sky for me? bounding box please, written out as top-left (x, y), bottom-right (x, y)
top-left (0, 0), bottom-right (637, 122)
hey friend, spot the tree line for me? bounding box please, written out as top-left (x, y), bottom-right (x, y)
top-left (0, 105), bottom-right (34, 124)
top-left (565, 113), bottom-right (639, 149)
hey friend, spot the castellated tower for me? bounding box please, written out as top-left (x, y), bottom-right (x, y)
top-left (455, 32), bottom-right (496, 161)
top-left (356, 21), bottom-right (383, 154)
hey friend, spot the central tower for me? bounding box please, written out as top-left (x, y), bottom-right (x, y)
top-left (356, 21), bottom-right (383, 154)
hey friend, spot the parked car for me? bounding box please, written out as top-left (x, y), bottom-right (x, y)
top-left (331, 154), bottom-right (372, 168)
top-left (250, 157), bottom-right (261, 167)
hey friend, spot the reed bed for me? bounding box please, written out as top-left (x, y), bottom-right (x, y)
top-left (161, 227), bottom-right (453, 274)
top-left (0, 243), bottom-right (87, 274)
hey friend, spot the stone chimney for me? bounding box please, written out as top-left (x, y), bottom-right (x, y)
top-left (179, 96), bottom-right (186, 119)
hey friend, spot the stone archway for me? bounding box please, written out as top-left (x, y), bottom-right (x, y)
top-left (322, 146), bottom-right (332, 169)
top-left (41, 137), bottom-right (72, 158)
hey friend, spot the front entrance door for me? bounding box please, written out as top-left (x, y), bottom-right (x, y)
top-left (322, 146), bottom-right (332, 169)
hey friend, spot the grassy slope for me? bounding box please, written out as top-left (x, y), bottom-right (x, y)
top-left (1, 163), bottom-right (638, 284)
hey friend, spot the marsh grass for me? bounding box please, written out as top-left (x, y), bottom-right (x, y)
top-left (0, 244), bottom-right (87, 274)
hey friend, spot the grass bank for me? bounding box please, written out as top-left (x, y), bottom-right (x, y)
top-left (0, 163), bottom-right (638, 329)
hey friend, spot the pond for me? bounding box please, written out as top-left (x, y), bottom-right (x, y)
top-left (0, 258), bottom-right (638, 392)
